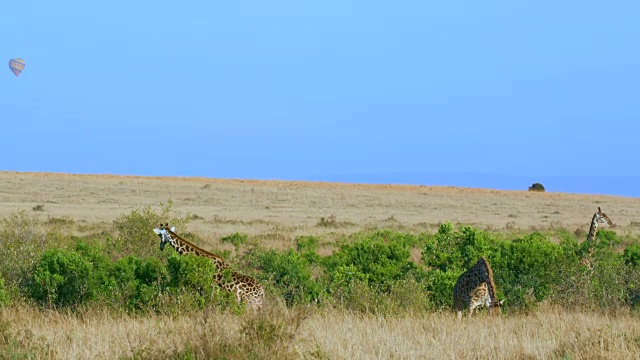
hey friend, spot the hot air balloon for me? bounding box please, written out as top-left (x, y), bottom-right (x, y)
top-left (9, 58), bottom-right (25, 77)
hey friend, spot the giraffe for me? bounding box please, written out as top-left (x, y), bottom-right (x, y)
top-left (453, 257), bottom-right (504, 320)
top-left (153, 224), bottom-right (265, 311)
top-left (580, 207), bottom-right (614, 269)
top-left (586, 207), bottom-right (614, 243)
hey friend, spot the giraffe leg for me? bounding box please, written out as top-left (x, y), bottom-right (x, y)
top-left (468, 304), bottom-right (477, 318)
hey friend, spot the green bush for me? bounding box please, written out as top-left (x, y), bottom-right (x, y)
top-left (166, 254), bottom-right (237, 309)
top-left (458, 226), bottom-right (499, 270)
top-left (0, 211), bottom-right (53, 286)
top-left (324, 263), bottom-right (391, 313)
top-left (327, 264), bottom-right (369, 302)
top-left (30, 246), bottom-right (99, 308)
top-left (27, 237), bottom-right (241, 312)
top-left (106, 256), bottom-right (168, 311)
top-left (528, 183), bottom-right (545, 192)
top-left (111, 200), bottom-right (191, 259)
top-left (492, 232), bottom-right (563, 310)
top-left (388, 276), bottom-right (433, 313)
top-left (6, 207), bottom-right (638, 315)
top-left (422, 269), bottom-right (461, 309)
top-left (421, 222), bottom-right (465, 272)
top-left (250, 249), bottom-right (323, 306)
top-left (350, 230), bottom-right (422, 249)
top-left (594, 229), bottom-right (622, 249)
top-left (295, 236), bottom-right (322, 264)
top-left (624, 244), bottom-right (640, 268)
top-left (221, 232), bottom-right (248, 250)
top-left (421, 224), bottom-right (499, 272)
top-left (325, 236), bottom-right (417, 293)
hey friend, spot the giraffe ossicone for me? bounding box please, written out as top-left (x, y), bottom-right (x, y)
top-left (152, 223), bottom-right (265, 311)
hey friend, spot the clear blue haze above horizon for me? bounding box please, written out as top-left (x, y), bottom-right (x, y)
top-left (2, 1), bottom-right (638, 197)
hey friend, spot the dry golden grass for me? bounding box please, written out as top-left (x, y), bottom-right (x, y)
top-left (1, 303), bottom-right (639, 359)
top-left (1, 171), bottom-right (640, 359)
top-left (2, 171), bottom-right (640, 248)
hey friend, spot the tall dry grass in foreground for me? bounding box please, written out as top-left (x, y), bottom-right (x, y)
top-left (1, 303), bottom-right (639, 359)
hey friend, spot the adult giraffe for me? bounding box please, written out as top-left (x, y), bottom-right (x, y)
top-left (453, 257), bottom-right (504, 320)
top-left (153, 224), bottom-right (265, 310)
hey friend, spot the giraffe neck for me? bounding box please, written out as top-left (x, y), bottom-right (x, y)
top-left (166, 230), bottom-right (229, 270)
top-left (476, 257), bottom-right (498, 302)
top-left (587, 213), bottom-right (598, 242)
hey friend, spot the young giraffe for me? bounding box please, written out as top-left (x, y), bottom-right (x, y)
top-left (453, 257), bottom-right (504, 320)
top-left (580, 207), bottom-right (614, 269)
top-left (153, 224), bottom-right (265, 311)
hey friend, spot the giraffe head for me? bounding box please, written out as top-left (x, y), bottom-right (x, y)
top-left (596, 207), bottom-right (614, 226)
top-left (488, 298), bottom-right (505, 316)
top-left (153, 223), bottom-right (176, 251)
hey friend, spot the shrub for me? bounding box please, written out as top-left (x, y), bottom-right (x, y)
top-left (457, 226), bottom-right (499, 269)
top-left (30, 246), bottom-right (99, 308)
top-left (0, 211), bottom-right (54, 285)
top-left (221, 232), bottom-right (248, 251)
top-left (317, 214), bottom-right (337, 227)
top-left (327, 264), bottom-right (369, 303)
top-left (166, 254), bottom-right (237, 309)
top-left (593, 229), bottom-right (621, 249)
top-left (421, 222), bottom-right (465, 272)
top-left (325, 236), bottom-right (417, 293)
top-left (250, 249), bottom-right (323, 306)
top-left (422, 269), bottom-right (461, 309)
top-left (295, 236), bottom-right (322, 264)
top-left (492, 232), bottom-right (563, 310)
top-left (111, 200), bottom-right (191, 259)
top-left (528, 183), bottom-right (545, 192)
top-left (587, 252), bottom-right (633, 308)
top-left (106, 256), bottom-right (168, 311)
top-left (7, 208), bottom-right (639, 315)
top-left (351, 230), bottom-right (422, 249)
top-left (624, 244), bottom-right (640, 268)
top-left (388, 276), bottom-right (433, 313)
top-left (28, 237), bottom-right (243, 312)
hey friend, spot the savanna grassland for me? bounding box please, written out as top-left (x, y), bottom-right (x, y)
top-left (1, 171), bottom-right (640, 359)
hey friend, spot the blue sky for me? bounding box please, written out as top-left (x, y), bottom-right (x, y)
top-left (2, 1), bottom-right (638, 196)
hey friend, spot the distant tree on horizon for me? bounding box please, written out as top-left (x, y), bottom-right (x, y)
top-left (528, 183), bottom-right (545, 192)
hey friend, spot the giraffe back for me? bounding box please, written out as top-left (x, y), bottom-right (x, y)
top-left (453, 257), bottom-right (499, 311)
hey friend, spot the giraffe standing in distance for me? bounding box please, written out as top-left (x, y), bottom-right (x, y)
top-left (453, 257), bottom-right (504, 320)
top-left (586, 207), bottom-right (614, 243)
top-left (153, 224), bottom-right (265, 310)
top-left (580, 207), bottom-right (614, 269)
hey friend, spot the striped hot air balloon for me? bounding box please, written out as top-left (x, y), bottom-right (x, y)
top-left (9, 58), bottom-right (25, 77)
